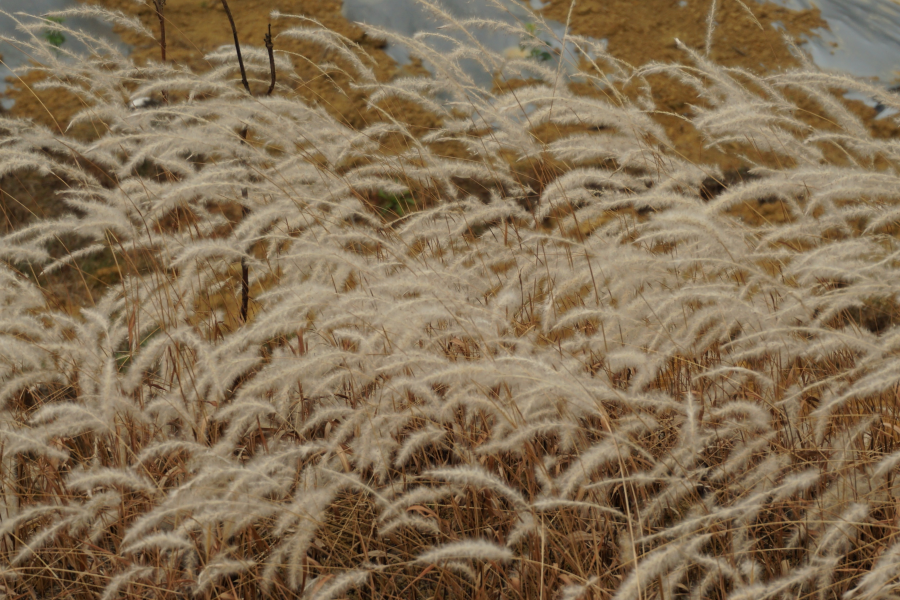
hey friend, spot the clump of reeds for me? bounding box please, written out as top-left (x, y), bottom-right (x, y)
top-left (2, 2), bottom-right (900, 599)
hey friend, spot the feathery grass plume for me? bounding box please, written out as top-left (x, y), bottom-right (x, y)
top-left (302, 569), bottom-right (371, 600)
top-left (415, 539), bottom-right (514, 564)
top-left (705, 0), bottom-right (719, 56)
top-left (99, 566), bottom-right (157, 600)
top-left (615, 535), bottom-right (713, 600)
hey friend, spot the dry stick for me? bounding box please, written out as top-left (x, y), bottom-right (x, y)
top-left (153, 0), bottom-right (168, 103)
top-left (244, 27), bottom-right (276, 319)
top-left (240, 189), bottom-right (250, 323)
top-left (265, 24), bottom-right (276, 96)
top-left (153, 0), bottom-right (166, 61)
top-left (219, 0), bottom-right (277, 323)
top-left (220, 0), bottom-right (250, 95)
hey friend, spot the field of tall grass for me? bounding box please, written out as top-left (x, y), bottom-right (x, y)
top-left (2, 2), bottom-right (900, 598)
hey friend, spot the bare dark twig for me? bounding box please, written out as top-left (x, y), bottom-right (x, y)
top-left (220, 0), bottom-right (250, 322)
top-left (238, 127), bottom-right (250, 324)
top-left (240, 192), bottom-right (250, 323)
top-left (218, 3), bottom-right (278, 323)
top-left (219, 0), bottom-right (250, 95)
top-left (153, 0), bottom-right (168, 103)
top-left (265, 24), bottom-right (276, 96)
top-left (153, 0), bottom-right (166, 62)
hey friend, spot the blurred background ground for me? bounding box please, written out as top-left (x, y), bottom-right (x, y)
top-left (4, 0), bottom-right (893, 142)
top-left (2, 0), bottom-right (900, 311)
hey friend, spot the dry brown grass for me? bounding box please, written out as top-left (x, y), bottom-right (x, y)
top-left (3, 3), bottom-right (900, 600)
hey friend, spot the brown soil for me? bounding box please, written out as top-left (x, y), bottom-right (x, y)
top-left (542, 0), bottom-right (826, 72)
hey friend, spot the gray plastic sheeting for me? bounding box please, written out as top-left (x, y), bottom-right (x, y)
top-left (774, 0), bottom-right (900, 84)
top-left (343, 0), bottom-right (900, 114)
top-left (342, 0), bottom-right (577, 88)
top-left (0, 0), bottom-right (127, 109)
top-left (771, 0), bottom-right (900, 116)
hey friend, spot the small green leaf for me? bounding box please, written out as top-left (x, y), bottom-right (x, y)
top-left (43, 16), bottom-right (66, 49)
